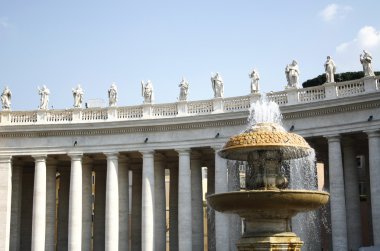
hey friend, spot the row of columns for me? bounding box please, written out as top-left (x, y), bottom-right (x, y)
top-left (1, 147), bottom-right (230, 251)
top-left (326, 130), bottom-right (380, 250)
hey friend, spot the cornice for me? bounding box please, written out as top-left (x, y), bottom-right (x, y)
top-left (0, 117), bottom-right (247, 138)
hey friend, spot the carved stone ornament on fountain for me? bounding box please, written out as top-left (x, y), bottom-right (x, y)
top-left (207, 99), bottom-right (329, 251)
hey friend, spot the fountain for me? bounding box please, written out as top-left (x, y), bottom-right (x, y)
top-left (207, 99), bottom-right (329, 250)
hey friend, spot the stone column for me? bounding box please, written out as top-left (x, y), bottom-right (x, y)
top-left (93, 165), bottom-right (106, 251)
top-left (326, 136), bottom-right (348, 250)
top-left (342, 140), bottom-right (362, 250)
top-left (0, 155), bottom-right (12, 251)
top-left (367, 131), bottom-right (380, 245)
top-left (68, 153), bottom-right (83, 251)
top-left (131, 167), bottom-right (142, 251)
top-left (10, 162), bottom-right (22, 251)
top-left (57, 166), bottom-right (70, 251)
top-left (169, 164), bottom-right (178, 251)
top-left (154, 155), bottom-right (166, 251)
top-left (31, 155), bottom-right (47, 251)
top-left (118, 157), bottom-right (129, 251)
top-left (141, 150), bottom-right (155, 251)
top-left (191, 152), bottom-right (204, 251)
top-left (82, 158), bottom-right (93, 251)
top-left (177, 149), bottom-right (192, 251)
top-left (105, 152), bottom-right (119, 251)
top-left (46, 159), bottom-right (57, 251)
top-left (207, 161), bottom-right (216, 251)
top-left (227, 160), bottom-right (242, 251)
top-left (214, 148), bottom-right (229, 251)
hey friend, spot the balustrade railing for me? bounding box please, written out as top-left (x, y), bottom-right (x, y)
top-left (188, 100), bottom-right (214, 115)
top-left (0, 77), bottom-right (378, 125)
top-left (223, 95), bottom-right (251, 112)
top-left (267, 91), bottom-right (288, 105)
top-left (82, 108), bottom-right (108, 121)
top-left (153, 103), bottom-right (178, 117)
top-left (46, 110), bottom-right (73, 122)
top-left (336, 79), bottom-right (365, 97)
top-left (10, 111), bottom-right (37, 124)
top-left (298, 86), bottom-right (326, 102)
top-left (117, 106), bottom-right (143, 119)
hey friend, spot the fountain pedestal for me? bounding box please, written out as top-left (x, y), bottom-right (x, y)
top-left (237, 233), bottom-right (302, 251)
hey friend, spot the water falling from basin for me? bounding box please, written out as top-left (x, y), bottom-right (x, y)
top-left (207, 98), bottom-right (329, 250)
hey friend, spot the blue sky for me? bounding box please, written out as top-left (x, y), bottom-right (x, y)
top-left (0, 1), bottom-right (379, 110)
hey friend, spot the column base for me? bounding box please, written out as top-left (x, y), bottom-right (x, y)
top-left (237, 232), bottom-right (303, 251)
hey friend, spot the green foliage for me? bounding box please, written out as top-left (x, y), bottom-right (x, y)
top-left (302, 71), bottom-right (380, 88)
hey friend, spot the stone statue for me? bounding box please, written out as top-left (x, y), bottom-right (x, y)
top-left (360, 50), bottom-right (375, 77)
top-left (72, 85), bottom-right (84, 108)
top-left (285, 60), bottom-right (300, 88)
top-left (38, 85), bottom-right (50, 110)
top-left (108, 83), bottom-right (118, 107)
top-left (211, 72), bottom-right (224, 98)
top-left (178, 77), bottom-right (189, 101)
top-left (141, 80), bottom-right (153, 104)
top-left (249, 69), bottom-right (260, 93)
top-left (324, 56), bottom-right (336, 83)
top-left (1, 86), bottom-right (12, 110)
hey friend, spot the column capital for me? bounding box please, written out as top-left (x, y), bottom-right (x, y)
top-left (32, 154), bottom-right (47, 162)
top-left (175, 148), bottom-right (190, 155)
top-left (67, 152), bottom-right (83, 160)
top-left (104, 151), bottom-right (119, 159)
top-left (0, 155), bottom-right (12, 163)
top-left (324, 134), bottom-right (341, 143)
top-left (211, 145), bottom-right (224, 152)
top-left (139, 150), bottom-right (155, 157)
top-left (365, 130), bottom-right (380, 138)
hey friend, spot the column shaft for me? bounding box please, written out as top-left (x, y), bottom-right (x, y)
top-left (191, 154), bottom-right (204, 251)
top-left (154, 157), bottom-right (166, 251)
top-left (82, 161), bottom-right (93, 251)
top-left (10, 163), bottom-right (22, 251)
top-left (214, 149), bottom-right (229, 251)
top-left (119, 159), bottom-right (129, 251)
top-left (177, 149), bottom-right (192, 251)
top-left (141, 151), bottom-right (155, 251)
top-left (327, 136), bottom-right (348, 250)
top-left (367, 131), bottom-right (380, 245)
top-left (31, 155), bottom-right (47, 251)
top-left (343, 142), bottom-right (362, 249)
top-left (68, 153), bottom-right (83, 251)
top-left (46, 160), bottom-right (57, 251)
top-left (0, 156), bottom-right (12, 251)
top-left (105, 153), bottom-right (119, 251)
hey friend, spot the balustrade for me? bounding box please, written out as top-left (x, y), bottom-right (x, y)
top-left (336, 80), bottom-right (365, 97)
top-left (223, 96), bottom-right (250, 112)
top-left (298, 86), bottom-right (326, 103)
top-left (267, 91), bottom-right (288, 105)
top-left (0, 78), bottom-right (379, 125)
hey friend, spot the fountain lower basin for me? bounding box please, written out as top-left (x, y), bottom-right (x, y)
top-left (207, 190), bottom-right (329, 218)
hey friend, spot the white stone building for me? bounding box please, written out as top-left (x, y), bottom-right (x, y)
top-left (0, 76), bottom-right (380, 250)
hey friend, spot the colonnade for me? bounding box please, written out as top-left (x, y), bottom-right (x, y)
top-left (325, 131), bottom-right (380, 250)
top-left (0, 130), bottom-right (380, 250)
top-left (3, 148), bottom-right (231, 251)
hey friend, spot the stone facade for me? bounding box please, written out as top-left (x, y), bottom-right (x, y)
top-left (0, 76), bottom-right (379, 250)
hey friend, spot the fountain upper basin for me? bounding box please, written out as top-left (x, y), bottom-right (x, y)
top-left (207, 190), bottom-right (329, 219)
